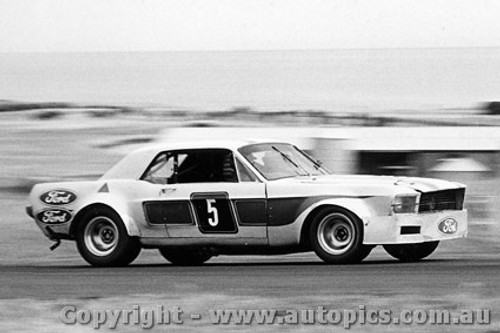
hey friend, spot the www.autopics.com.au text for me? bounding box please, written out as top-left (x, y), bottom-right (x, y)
top-left (60, 305), bottom-right (491, 329)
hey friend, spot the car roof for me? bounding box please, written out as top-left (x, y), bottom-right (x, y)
top-left (133, 139), bottom-right (273, 154)
top-left (100, 139), bottom-right (289, 180)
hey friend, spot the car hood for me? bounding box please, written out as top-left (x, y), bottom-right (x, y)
top-left (271, 174), bottom-right (464, 196)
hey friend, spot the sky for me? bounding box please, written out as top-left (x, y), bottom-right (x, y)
top-left (1, 0), bottom-right (500, 52)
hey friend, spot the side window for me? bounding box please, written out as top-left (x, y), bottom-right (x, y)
top-left (235, 158), bottom-right (259, 182)
top-left (142, 149), bottom-right (240, 184)
top-left (142, 153), bottom-right (176, 184)
top-left (177, 150), bottom-right (237, 183)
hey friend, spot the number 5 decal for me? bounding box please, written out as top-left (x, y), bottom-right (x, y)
top-left (191, 192), bottom-right (237, 233)
top-left (207, 199), bottom-right (219, 226)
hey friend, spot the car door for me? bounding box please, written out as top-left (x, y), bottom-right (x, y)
top-left (140, 148), bottom-right (268, 243)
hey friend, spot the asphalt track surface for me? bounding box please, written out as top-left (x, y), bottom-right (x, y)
top-left (1, 254), bottom-right (499, 300)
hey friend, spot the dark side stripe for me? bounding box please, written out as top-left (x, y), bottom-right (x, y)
top-left (144, 196), bottom-right (369, 227)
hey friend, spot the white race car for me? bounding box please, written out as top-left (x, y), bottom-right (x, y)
top-left (27, 140), bottom-right (467, 266)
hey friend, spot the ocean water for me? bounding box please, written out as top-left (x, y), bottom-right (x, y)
top-left (1, 48), bottom-right (499, 112)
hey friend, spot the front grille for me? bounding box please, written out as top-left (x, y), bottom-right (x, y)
top-left (418, 188), bottom-right (465, 213)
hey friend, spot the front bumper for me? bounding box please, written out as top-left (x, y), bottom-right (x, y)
top-left (362, 210), bottom-right (468, 245)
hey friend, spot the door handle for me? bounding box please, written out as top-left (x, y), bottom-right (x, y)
top-left (159, 188), bottom-right (177, 196)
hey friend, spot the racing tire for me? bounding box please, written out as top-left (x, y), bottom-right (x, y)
top-left (309, 208), bottom-right (373, 264)
top-left (383, 241), bottom-right (439, 262)
top-left (75, 207), bottom-right (141, 267)
top-left (159, 247), bottom-right (212, 266)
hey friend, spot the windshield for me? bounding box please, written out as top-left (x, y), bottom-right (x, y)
top-left (238, 143), bottom-right (329, 180)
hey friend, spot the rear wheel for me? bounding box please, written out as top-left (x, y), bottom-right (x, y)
top-left (159, 247), bottom-right (212, 266)
top-left (75, 208), bottom-right (141, 267)
top-left (383, 241), bottom-right (439, 262)
top-left (309, 208), bottom-right (372, 264)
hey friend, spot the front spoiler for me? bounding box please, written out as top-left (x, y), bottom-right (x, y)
top-left (363, 210), bottom-right (468, 245)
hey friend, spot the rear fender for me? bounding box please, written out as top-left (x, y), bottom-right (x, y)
top-left (70, 193), bottom-right (140, 237)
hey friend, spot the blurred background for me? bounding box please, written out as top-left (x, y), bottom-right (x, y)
top-left (1, 48), bottom-right (500, 219)
top-left (1, 1), bottom-right (500, 261)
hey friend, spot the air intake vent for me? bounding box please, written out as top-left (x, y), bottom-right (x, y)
top-left (401, 226), bottom-right (421, 235)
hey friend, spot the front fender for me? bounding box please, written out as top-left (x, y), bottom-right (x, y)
top-left (268, 196), bottom-right (391, 247)
top-left (300, 197), bottom-right (388, 221)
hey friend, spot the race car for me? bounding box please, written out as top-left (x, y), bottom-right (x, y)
top-left (27, 140), bottom-right (468, 266)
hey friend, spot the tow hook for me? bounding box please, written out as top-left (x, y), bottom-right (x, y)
top-left (49, 239), bottom-right (61, 251)
top-left (45, 227), bottom-right (62, 251)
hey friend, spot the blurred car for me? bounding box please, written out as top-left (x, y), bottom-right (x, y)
top-left (27, 140), bottom-right (467, 266)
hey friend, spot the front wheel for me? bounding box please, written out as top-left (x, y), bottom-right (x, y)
top-left (159, 247), bottom-right (212, 266)
top-left (309, 208), bottom-right (372, 264)
top-left (383, 241), bottom-right (439, 262)
top-left (75, 208), bottom-right (141, 267)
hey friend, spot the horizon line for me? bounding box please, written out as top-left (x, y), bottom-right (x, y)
top-left (1, 46), bottom-right (500, 54)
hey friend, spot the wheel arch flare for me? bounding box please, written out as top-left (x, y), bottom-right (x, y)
top-left (298, 198), bottom-right (374, 248)
top-left (268, 197), bottom-right (380, 248)
top-left (70, 199), bottom-right (140, 238)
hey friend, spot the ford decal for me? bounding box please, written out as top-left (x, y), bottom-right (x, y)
top-left (438, 217), bottom-right (458, 235)
top-left (40, 190), bottom-right (77, 205)
top-left (36, 209), bottom-right (72, 224)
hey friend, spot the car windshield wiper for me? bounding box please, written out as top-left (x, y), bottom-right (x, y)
top-left (272, 146), bottom-right (311, 177)
top-left (293, 146), bottom-right (329, 173)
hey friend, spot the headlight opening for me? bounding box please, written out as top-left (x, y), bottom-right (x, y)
top-left (392, 194), bottom-right (419, 214)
